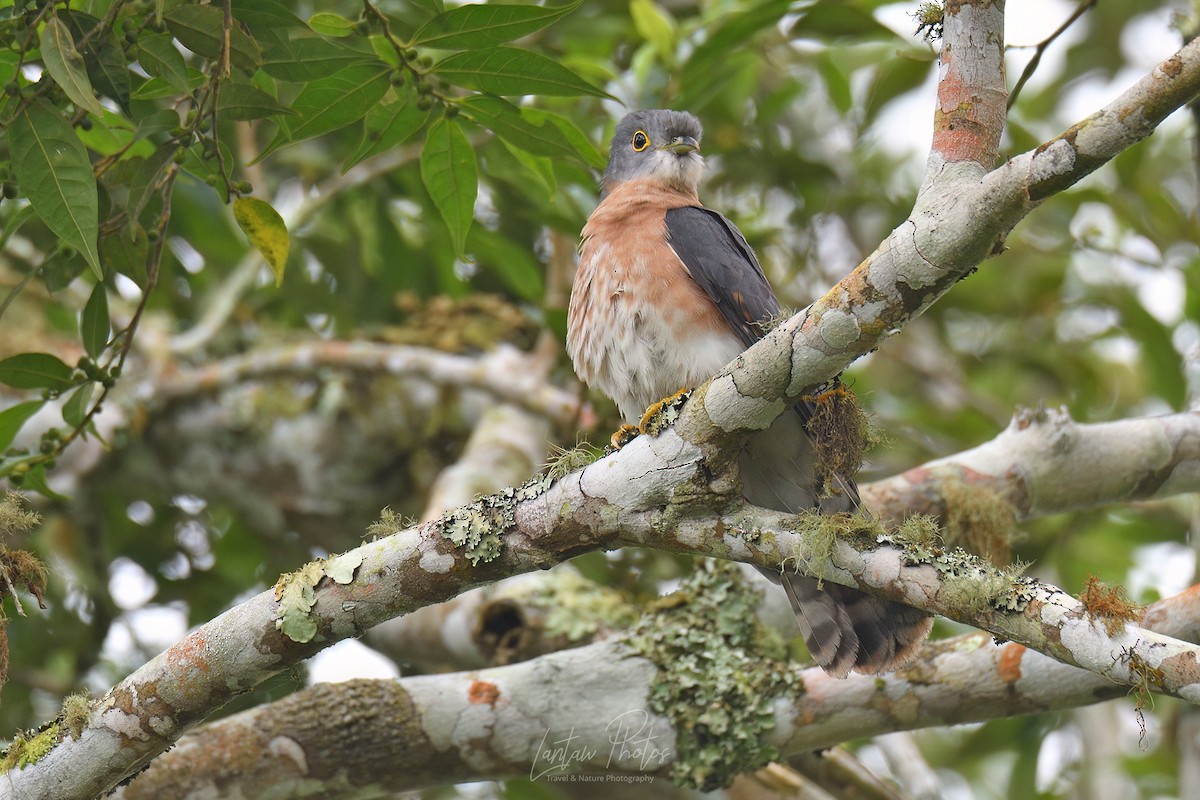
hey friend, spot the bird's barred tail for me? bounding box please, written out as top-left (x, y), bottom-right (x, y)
top-left (740, 413), bottom-right (933, 678)
top-left (780, 573), bottom-right (933, 678)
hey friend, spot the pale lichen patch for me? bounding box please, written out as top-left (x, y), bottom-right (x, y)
top-left (629, 561), bottom-right (801, 790)
top-left (273, 552), bottom-right (363, 643)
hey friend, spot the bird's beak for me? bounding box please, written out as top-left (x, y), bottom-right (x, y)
top-left (661, 136), bottom-right (700, 155)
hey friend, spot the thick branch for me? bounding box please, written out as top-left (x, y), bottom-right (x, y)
top-left (112, 586), bottom-right (1200, 798)
top-left (11, 415), bottom-right (1200, 800)
top-left (11, 21), bottom-right (1200, 800)
top-left (675, 36), bottom-right (1200, 451)
top-left (861, 407), bottom-right (1200, 523)
top-left (928, 0), bottom-right (1007, 172)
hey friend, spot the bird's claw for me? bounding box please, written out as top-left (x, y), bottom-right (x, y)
top-left (639, 387), bottom-right (693, 436)
top-left (608, 424), bottom-right (641, 452)
top-left (606, 388), bottom-right (694, 453)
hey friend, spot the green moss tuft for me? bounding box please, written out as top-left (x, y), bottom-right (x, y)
top-left (544, 441), bottom-right (604, 481)
top-left (365, 506), bottom-right (413, 539)
top-left (782, 510), bottom-right (877, 586)
top-left (60, 692), bottom-right (94, 740)
top-left (940, 473), bottom-right (1018, 565)
top-left (1, 723), bottom-right (59, 773)
top-left (913, 1), bottom-right (944, 41)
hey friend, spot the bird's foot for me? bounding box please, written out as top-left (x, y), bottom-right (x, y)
top-left (608, 424), bottom-right (641, 452)
top-left (605, 388), bottom-right (694, 453)
top-left (638, 387), bottom-right (693, 437)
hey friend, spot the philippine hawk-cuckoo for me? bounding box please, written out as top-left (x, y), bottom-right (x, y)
top-left (566, 109), bottom-right (932, 677)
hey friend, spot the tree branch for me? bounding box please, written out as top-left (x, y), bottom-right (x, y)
top-left (150, 340), bottom-right (583, 425)
top-left (861, 407), bottom-right (1200, 524)
top-left (110, 585), bottom-right (1200, 798)
top-left (673, 35), bottom-right (1200, 457)
top-left (10, 421), bottom-right (1200, 799)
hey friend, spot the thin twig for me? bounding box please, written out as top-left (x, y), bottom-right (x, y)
top-left (1007, 0), bottom-right (1098, 110)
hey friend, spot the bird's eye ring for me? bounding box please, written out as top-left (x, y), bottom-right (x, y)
top-left (631, 130), bottom-right (650, 152)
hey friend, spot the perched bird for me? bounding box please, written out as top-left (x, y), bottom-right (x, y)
top-left (566, 109), bottom-right (932, 677)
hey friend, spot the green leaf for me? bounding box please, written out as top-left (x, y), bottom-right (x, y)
top-left (61, 382), bottom-right (94, 428)
top-left (530, 109), bottom-right (606, 168)
top-left (420, 117), bottom-right (477, 260)
top-left (345, 85), bottom-right (429, 169)
top-left (127, 144), bottom-right (175, 222)
top-left (308, 12), bottom-right (356, 38)
top-left (133, 109), bottom-right (181, 142)
top-left (40, 249), bottom-right (90, 293)
top-left (23, 463), bottom-right (68, 502)
top-left (260, 35), bottom-right (377, 81)
top-left (0, 401), bottom-right (44, 453)
top-left (131, 70), bottom-right (206, 100)
top-left (410, 0), bottom-right (446, 15)
top-left (412, 2), bottom-right (578, 49)
top-left (80, 282), bottom-right (110, 359)
top-left (233, 197), bottom-right (289, 286)
top-left (816, 52), bottom-right (852, 115)
top-left (863, 53), bottom-right (933, 128)
top-left (75, 108), bottom-right (142, 157)
top-left (630, 0), bottom-right (676, 58)
top-left (458, 96), bottom-right (602, 166)
top-left (0, 204), bottom-right (38, 252)
top-left (791, 2), bottom-right (899, 41)
top-left (230, 0), bottom-right (308, 37)
top-left (469, 225), bottom-right (545, 303)
top-left (100, 223), bottom-right (149, 287)
top-left (9, 101), bottom-right (102, 280)
top-left (40, 16), bottom-right (104, 116)
top-left (0, 353), bottom-right (75, 391)
top-left (258, 63), bottom-right (390, 159)
top-left (138, 33), bottom-right (190, 91)
top-left (165, 4), bottom-right (263, 72)
top-left (0, 50), bottom-right (19, 89)
top-left (433, 46), bottom-right (612, 98)
top-left (62, 11), bottom-right (131, 108)
top-left (683, 0), bottom-right (789, 80)
top-left (493, 138), bottom-right (556, 197)
top-left (218, 82), bottom-right (295, 121)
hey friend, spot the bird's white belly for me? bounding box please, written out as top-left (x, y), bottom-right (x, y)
top-left (594, 296), bottom-right (745, 422)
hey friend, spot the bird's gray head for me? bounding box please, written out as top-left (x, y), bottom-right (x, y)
top-left (601, 109), bottom-right (704, 196)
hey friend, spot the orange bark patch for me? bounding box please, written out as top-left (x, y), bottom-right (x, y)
top-left (468, 680), bottom-right (500, 706)
top-left (997, 643), bottom-right (1025, 684)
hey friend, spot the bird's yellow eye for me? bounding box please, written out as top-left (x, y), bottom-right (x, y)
top-left (631, 130), bottom-right (650, 152)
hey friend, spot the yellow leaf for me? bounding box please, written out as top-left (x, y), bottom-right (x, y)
top-left (233, 197), bottom-right (289, 286)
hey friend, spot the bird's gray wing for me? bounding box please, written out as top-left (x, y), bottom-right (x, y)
top-left (664, 206), bottom-right (778, 349)
top-left (665, 204), bottom-right (931, 677)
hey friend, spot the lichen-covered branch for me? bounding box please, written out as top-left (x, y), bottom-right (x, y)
top-left (861, 407), bottom-right (1200, 525)
top-left (110, 583), bottom-right (1200, 799)
top-left (673, 35), bottom-right (1200, 453)
top-left (8, 401), bottom-right (1200, 798)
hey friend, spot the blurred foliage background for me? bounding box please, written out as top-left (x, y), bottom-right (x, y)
top-left (0, 0), bottom-right (1198, 797)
